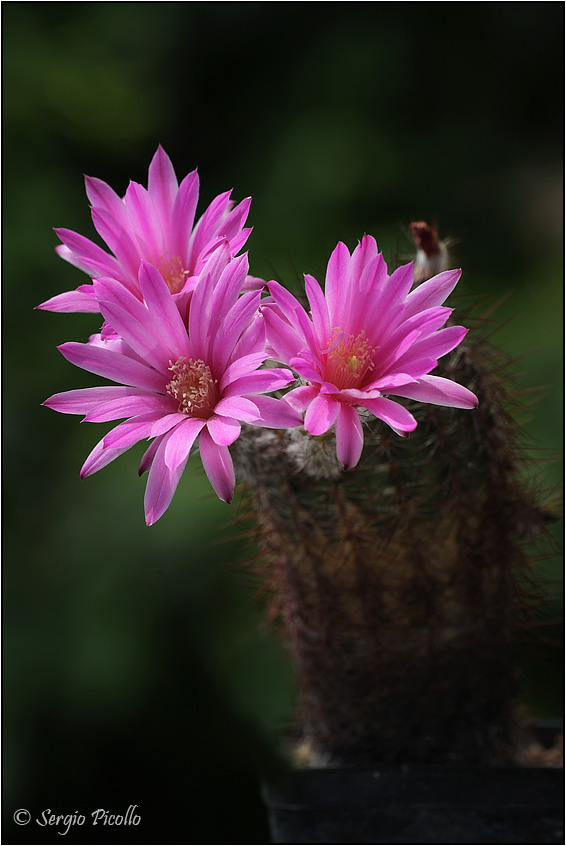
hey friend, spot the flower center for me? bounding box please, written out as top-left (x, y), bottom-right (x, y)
top-left (326, 328), bottom-right (375, 389)
top-left (155, 254), bottom-right (189, 294)
top-left (166, 357), bottom-right (218, 417)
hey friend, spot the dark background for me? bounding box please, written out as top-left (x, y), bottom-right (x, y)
top-left (3, 3), bottom-right (563, 843)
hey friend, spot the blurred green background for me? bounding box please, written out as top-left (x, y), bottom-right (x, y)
top-left (3, 3), bottom-right (563, 843)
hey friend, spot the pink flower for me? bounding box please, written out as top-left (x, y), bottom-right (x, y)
top-left (38, 145), bottom-right (257, 315)
top-left (264, 235), bottom-right (478, 469)
top-left (43, 253), bottom-right (302, 524)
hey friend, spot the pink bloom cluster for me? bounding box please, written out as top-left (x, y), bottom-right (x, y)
top-left (42, 148), bottom-right (301, 523)
top-left (42, 148), bottom-right (477, 524)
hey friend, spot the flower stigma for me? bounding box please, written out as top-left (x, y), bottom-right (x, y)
top-left (327, 329), bottom-right (375, 389)
top-left (166, 357), bottom-right (218, 417)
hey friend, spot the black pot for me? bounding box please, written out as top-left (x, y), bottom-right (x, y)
top-left (262, 731), bottom-right (563, 845)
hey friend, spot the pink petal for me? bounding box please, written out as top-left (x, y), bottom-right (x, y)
top-left (324, 241), bottom-right (351, 326)
top-left (206, 414), bottom-right (241, 446)
top-left (96, 297), bottom-right (169, 373)
top-left (248, 395), bottom-right (303, 428)
top-left (138, 437), bottom-right (161, 476)
top-left (85, 176), bottom-right (128, 223)
top-left (304, 393), bottom-right (340, 436)
top-left (214, 395), bottom-right (260, 423)
top-left (172, 169), bottom-right (199, 266)
top-left (85, 393), bottom-right (176, 423)
top-left (380, 356), bottom-right (439, 382)
top-left (137, 262), bottom-right (192, 361)
top-left (363, 397), bottom-right (418, 432)
top-left (229, 312), bottom-right (266, 363)
top-left (80, 437), bottom-right (131, 478)
top-left (262, 306), bottom-right (303, 365)
top-left (212, 290), bottom-right (262, 374)
top-left (350, 235), bottom-right (379, 286)
top-left (267, 280), bottom-right (305, 325)
top-left (187, 258), bottom-right (219, 361)
top-left (124, 180), bottom-right (162, 258)
top-left (223, 367), bottom-right (294, 398)
top-left (336, 404), bottom-right (364, 469)
top-left (189, 190), bottom-right (232, 267)
top-left (43, 386), bottom-right (152, 416)
top-left (207, 254), bottom-right (250, 359)
top-left (219, 352), bottom-right (268, 392)
top-left (144, 427), bottom-right (190, 525)
top-left (265, 283), bottom-right (317, 354)
top-left (91, 207), bottom-right (142, 282)
top-left (390, 375), bottom-right (478, 408)
top-left (58, 341), bottom-right (165, 392)
top-left (289, 354), bottom-right (324, 385)
top-left (339, 387), bottom-right (383, 401)
top-left (242, 275), bottom-right (267, 292)
top-left (395, 325), bottom-right (467, 365)
top-left (218, 196), bottom-right (252, 243)
top-left (284, 385), bottom-right (320, 412)
top-left (163, 417), bottom-right (205, 471)
top-left (54, 228), bottom-right (123, 279)
top-left (102, 411), bottom-right (186, 450)
top-left (386, 262), bottom-right (415, 305)
top-left (147, 145), bottom-right (179, 237)
top-left (37, 288), bottom-right (100, 313)
top-left (304, 273), bottom-right (330, 348)
top-left (198, 427), bottom-right (235, 503)
top-left (403, 268), bottom-right (462, 319)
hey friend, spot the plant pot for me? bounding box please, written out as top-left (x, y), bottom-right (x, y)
top-left (262, 726), bottom-right (563, 845)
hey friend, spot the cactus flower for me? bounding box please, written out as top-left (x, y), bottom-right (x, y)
top-left (43, 252), bottom-right (301, 523)
top-left (264, 235), bottom-right (477, 469)
top-left (38, 145), bottom-right (256, 315)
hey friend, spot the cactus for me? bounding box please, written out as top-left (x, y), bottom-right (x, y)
top-left (233, 228), bottom-right (555, 768)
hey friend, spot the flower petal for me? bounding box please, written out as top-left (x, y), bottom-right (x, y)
top-left (336, 404), bottom-right (364, 469)
top-left (206, 414), bottom-right (241, 446)
top-left (171, 169), bottom-right (199, 266)
top-left (144, 426), bottom-right (190, 525)
top-left (363, 397), bottom-right (418, 432)
top-left (57, 341), bottom-right (165, 392)
top-left (325, 241), bottom-right (351, 326)
top-left (223, 368), bottom-right (294, 398)
top-left (43, 386), bottom-right (148, 416)
top-left (403, 268), bottom-right (462, 319)
top-left (125, 180), bottom-right (162, 258)
top-left (137, 262), bottom-right (192, 361)
top-left (304, 393), bottom-right (341, 436)
top-left (248, 394), bottom-right (303, 428)
top-left (391, 375), bottom-right (479, 408)
top-left (262, 306), bottom-right (303, 365)
top-left (102, 411), bottom-right (186, 450)
top-left (147, 145), bottom-right (178, 237)
top-left (80, 437), bottom-right (131, 478)
top-left (37, 286), bottom-right (100, 313)
top-left (212, 291), bottom-right (262, 374)
top-left (84, 393), bottom-right (176, 423)
top-left (163, 417), bottom-right (205, 471)
top-left (304, 273), bottom-right (330, 348)
top-left (283, 385), bottom-right (320, 412)
top-left (214, 395), bottom-right (260, 422)
top-left (219, 352), bottom-right (268, 392)
top-left (198, 427), bottom-right (235, 503)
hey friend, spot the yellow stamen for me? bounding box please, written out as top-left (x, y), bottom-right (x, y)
top-left (166, 357), bottom-right (217, 416)
top-left (327, 329), bottom-right (375, 389)
top-left (155, 253), bottom-right (189, 294)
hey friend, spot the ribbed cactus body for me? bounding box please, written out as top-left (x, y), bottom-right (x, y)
top-left (234, 322), bottom-right (548, 767)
